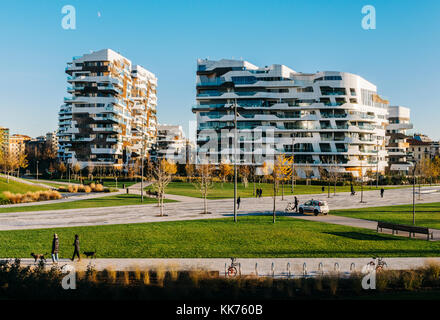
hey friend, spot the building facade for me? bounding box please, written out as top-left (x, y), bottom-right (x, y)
top-left (9, 134), bottom-right (31, 157)
top-left (385, 106), bottom-right (413, 174)
top-left (193, 59), bottom-right (389, 178)
top-left (58, 49), bottom-right (157, 169)
top-left (0, 127), bottom-right (9, 155)
top-left (153, 124), bottom-right (188, 162)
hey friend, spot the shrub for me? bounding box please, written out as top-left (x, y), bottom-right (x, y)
top-left (84, 186), bottom-right (92, 193)
top-left (2, 190), bottom-right (62, 204)
top-left (94, 184), bottom-right (104, 192)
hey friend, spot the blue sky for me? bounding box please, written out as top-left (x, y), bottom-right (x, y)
top-left (0, 0), bottom-right (439, 138)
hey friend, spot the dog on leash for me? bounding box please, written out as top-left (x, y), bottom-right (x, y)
top-left (83, 251), bottom-right (97, 259)
top-left (31, 252), bottom-right (48, 263)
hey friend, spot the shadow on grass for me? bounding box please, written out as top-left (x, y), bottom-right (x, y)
top-left (323, 231), bottom-right (404, 241)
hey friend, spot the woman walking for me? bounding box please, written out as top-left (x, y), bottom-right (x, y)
top-left (51, 233), bottom-right (59, 263)
top-left (71, 234), bottom-right (81, 261)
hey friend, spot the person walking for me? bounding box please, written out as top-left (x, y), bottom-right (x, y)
top-left (380, 187), bottom-right (384, 198)
top-left (51, 233), bottom-right (59, 263)
top-left (321, 186), bottom-right (325, 192)
top-left (71, 234), bottom-right (81, 261)
top-left (260, 189), bottom-right (263, 198)
top-left (237, 196), bottom-right (241, 210)
top-left (350, 183), bottom-right (355, 196)
top-left (293, 196), bottom-right (299, 213)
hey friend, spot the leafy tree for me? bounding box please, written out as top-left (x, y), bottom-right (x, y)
top-left (218, 161), bottom-right (233, 185)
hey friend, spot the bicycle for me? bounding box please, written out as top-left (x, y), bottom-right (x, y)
top-left (227, 258), bottom-right (239, 277)
top-left (367, 256), bottom-right (387, 272)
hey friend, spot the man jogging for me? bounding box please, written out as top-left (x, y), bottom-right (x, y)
top-left (380, 188), bottom-right (384, 198)
top-left (51, 233), bottom-right (59, 263)
top-left (71, 234), bottom-right (81, 261)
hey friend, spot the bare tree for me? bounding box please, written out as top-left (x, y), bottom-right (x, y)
top-left (151, 159), bottom-right (177, 216)
top-left (193, 163), bottom-right (215, 214)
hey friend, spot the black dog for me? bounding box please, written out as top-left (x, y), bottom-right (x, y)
top-left (31, 252), bottom-right (48, 263)
top-left (83, 251), bottom-right (97, 259)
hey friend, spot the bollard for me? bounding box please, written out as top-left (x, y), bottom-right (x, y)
top-left (334, 262), bottom-right (340, 272)
top-left (303, 262), bottom-right (307, 276)
top-left (271, 262), bottom-right (275, 277)
top-left (287, 262), bottom-right (291, 278)
top-left (255, 263), bottom-right (258, 277)
top-left (350, 263), bottom-right (356, 272)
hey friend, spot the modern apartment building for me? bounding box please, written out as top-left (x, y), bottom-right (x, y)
top-left (58, 49), bottom-right (157, 169)
top-left (193, 59), bottom-right (389, 178)
top-left (0, 127), bottom-right (9, 154)
top-left (152, 124), bottom-right (191, 163)
top-left (385, 106), bottom-right (413, 174)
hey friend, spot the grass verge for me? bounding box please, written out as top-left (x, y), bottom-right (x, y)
top-left (1, 215), bottom-right (439, 258)
top-left (0, 194), bottom-right (175, 213)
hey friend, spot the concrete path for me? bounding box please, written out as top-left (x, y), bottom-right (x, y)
top-left (0, 186), bottom-right (439, 231)
top-left (8, 257), bottom-right (440, 275)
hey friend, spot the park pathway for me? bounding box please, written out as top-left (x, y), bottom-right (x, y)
top-left (0, 185), bottom-right (439, 232)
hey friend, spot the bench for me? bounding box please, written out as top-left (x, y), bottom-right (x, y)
top-left (377, 221), bottom-right (433, 240)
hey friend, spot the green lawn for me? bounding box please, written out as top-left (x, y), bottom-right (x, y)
top-left (1, 215), bottom-right (439, 258)
top-left (0, 177), bottom-right (48, 203)
top-left (332, 202), bottom-right (440, 229)
top-left (0, 194), bottom-right (175, 213)
top-left (147, 181), bottom-right (403, 200)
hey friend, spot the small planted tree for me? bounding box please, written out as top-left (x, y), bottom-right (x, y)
top-left (218, 161), bottom-right (233, 186)
top-left (58, 162), bottom-right (67, 180)
top-left (87, 161), bottom-right (95, 180)
top-left (193, 163), bottom-right (215, 214)
top-left (16, 151), bottom-right (28, 178)
top-left (72, 162), bottom-right (81, 181)
top-left (239, 165), bottom-right (251, 188)
top-left (185, 162), bottom-right (195, 182)
top-left (152, 159), bottom-right (177, 216)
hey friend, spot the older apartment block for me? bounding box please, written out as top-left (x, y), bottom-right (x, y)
top-left (193, 59), bottom-right (389, 178)
top-left (58, 49), bottom-right (157, 169)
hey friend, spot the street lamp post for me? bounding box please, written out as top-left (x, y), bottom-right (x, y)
top-left (233, 99), bottom-right (238, 223)
top-left (360, 156), bottom-right (366, 203)
top-left (36, 160), bottom-right (39, 181)
top-left (291, 137), bottom-right (295, 194)
top-left (412, 162), bottom-right (416, 225)
top-left (141, 120), bottom-right (145, 203)
top-left (376, 139), bottom-right (379, 188)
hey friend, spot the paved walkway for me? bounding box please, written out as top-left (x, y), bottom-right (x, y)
top-left (0, 186), bottom-right (439, 232)
top-left (8, 257), bottom-right (440, 275)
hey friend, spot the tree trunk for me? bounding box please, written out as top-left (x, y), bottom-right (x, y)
top-left (273, 181), bottom-right (276, 223)
top-left (204, 192), bottom-right (207, 214)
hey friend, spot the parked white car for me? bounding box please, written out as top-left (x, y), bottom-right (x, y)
top-left (298, 200), bottom-right (329, 216)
